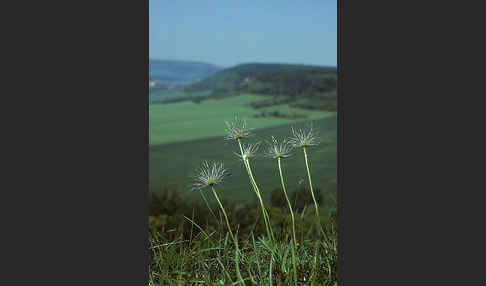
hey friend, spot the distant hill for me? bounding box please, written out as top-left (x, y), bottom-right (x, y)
top-left (149, 59), bottom-right (222, 86)
top-left (186, 63), bottom-right (336, 93)
top-left (185, 63), bottom-right (337, 111)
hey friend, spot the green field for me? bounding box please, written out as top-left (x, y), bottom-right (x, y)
top-left (149, 87), bottom-right (337, 206)
top-left (149, 88), bottom-right (212, 104)
top-left (149, 93), bottom-right (335, 145)
top-left (150, 117), bottom-right (336, 206)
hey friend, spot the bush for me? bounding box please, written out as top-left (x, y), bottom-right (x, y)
top-left (270, 188), bottom-right (287, 208)
top-left (291, 187), bottom-right (323, 212)
top-left (149, 188), bottom-right (333, 241)
top-left (270, 186), bottom-right (324, 212)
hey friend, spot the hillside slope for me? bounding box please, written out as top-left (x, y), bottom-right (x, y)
top-left (186, 63), bottom-right (334, 93)
top-left (184, 63), bottom-right (337, 110)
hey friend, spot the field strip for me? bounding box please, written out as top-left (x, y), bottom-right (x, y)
top-left (150, 114), bottom-right (337, 148)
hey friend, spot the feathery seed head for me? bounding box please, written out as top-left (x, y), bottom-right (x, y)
top-left (265, 136), bottom-right (293, 159)
top-left (224, 115), bottom-right (252, 141)
top-left (288, 125), bottom-right (320, 148)
top-left (236, 142), bottom-right (260, 161)
top-left (191, 161), bottom-right (228, 191)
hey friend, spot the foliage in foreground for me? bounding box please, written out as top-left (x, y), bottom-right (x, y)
top-left (149, 189), bottom-right (337, 285)
top-left (148, 188), bottom-right (333, 239)
top-left (149, 204), bottom-right (337, 286)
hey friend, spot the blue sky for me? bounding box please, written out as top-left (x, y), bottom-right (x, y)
top-left (149, 0), bottom-right (336, 68)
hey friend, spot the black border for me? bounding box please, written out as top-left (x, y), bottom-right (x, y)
top-left (5, 1), bottom-right (151, 284)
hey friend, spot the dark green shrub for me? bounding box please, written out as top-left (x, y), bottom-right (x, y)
top-left (270, 188), bottom-right (286, 208)
top-left (291, 187), bottom-right (323, 212)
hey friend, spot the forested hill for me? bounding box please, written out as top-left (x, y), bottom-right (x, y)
top-left (184, 63), bottom-right (337, 97)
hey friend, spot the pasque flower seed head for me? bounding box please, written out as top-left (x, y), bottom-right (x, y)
top-left (288, 125), bottom-right (320, 148)
top-left (224, 115), bottom-right (252, 141)
top-left (265, 136), bottom-right (293, 159)
top-left (236, 142), bottom-right (260, 161)
top-left (191, 161), bottom-right (228, 191)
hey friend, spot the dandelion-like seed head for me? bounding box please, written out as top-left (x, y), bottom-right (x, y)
top-left (191, 161), bottom-right (228, 191)
top-left (288, 125), bottom-right (320, 148)
top-left (224, 115), bottom-right (252, 141)
top-left (236, 142), bottom-right (260, 161)
top-left (265, 136), bottom-right (293, 159)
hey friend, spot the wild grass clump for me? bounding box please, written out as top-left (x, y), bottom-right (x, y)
top-left (149, 191), bottom-right (335, 240)
top-left (149, 206), bottom-right (337, 285)
top-left (149, 115), bottom-right (337, 285)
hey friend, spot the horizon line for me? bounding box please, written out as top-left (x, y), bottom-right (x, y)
top-left (149, 58), bottom-right (337, 69)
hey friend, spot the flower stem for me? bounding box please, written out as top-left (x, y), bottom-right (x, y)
top-left (247, 159), bottom-right (276, 243)
top-left (278, 158), bottom-right (297, 251)
top-left (237, 139), bottom-right (275, 243)
top-left (211, 186), bottom-right (245, 285)
top-left (303, 146), bottom-right (320, 221)
top-left (211, 186), bottom-right (236, 244)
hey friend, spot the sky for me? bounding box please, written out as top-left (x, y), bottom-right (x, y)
top-left (149, 0), bottom-right (336, 68)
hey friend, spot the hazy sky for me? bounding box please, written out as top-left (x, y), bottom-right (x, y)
top-left (149, 0), bottom-right (336, 68)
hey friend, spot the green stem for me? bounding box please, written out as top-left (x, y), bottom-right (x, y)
top-left (246, 159), bottom-right (275, 242)
top-left (211, 186), bottom-right (245, 285)
top-left (303, 146), bottom-right (320, 220)
top-left (211, 186), bottom-right (236, 244)
top-left (278, 158), bottom-right (297, 251)
top-left (237, 138), bottom-right (275, 243)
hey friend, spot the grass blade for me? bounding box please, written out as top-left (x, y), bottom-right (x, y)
top-left (251, 232), bottom-right (262, 280)
top-left (184, 215), bottom-right (210, 240)
top-left (217, 256), bottom-right (233, 283)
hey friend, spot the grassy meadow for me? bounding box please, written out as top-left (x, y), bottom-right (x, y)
top-left (149, 200), bottom-right (338, 285)
top-left (149, 92), bottom-right (336, 204)
top-left (150, 88), bottom-right (213, 104)
top-left (149, 93), bottom-right (334, 145)
top-left (150, 117), bottom-right (336, 204)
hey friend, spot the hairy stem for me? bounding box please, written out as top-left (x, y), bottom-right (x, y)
top-left (237, 138), bottom-right (275, 243)
top-left (246, 159), bottom-right (275, 242)
top-left (211, 186), bottom-right (236, 244)
top-left (278, 158), bottom-right (297, 251)
top-left (303, 146), bottom-right (320, 220)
